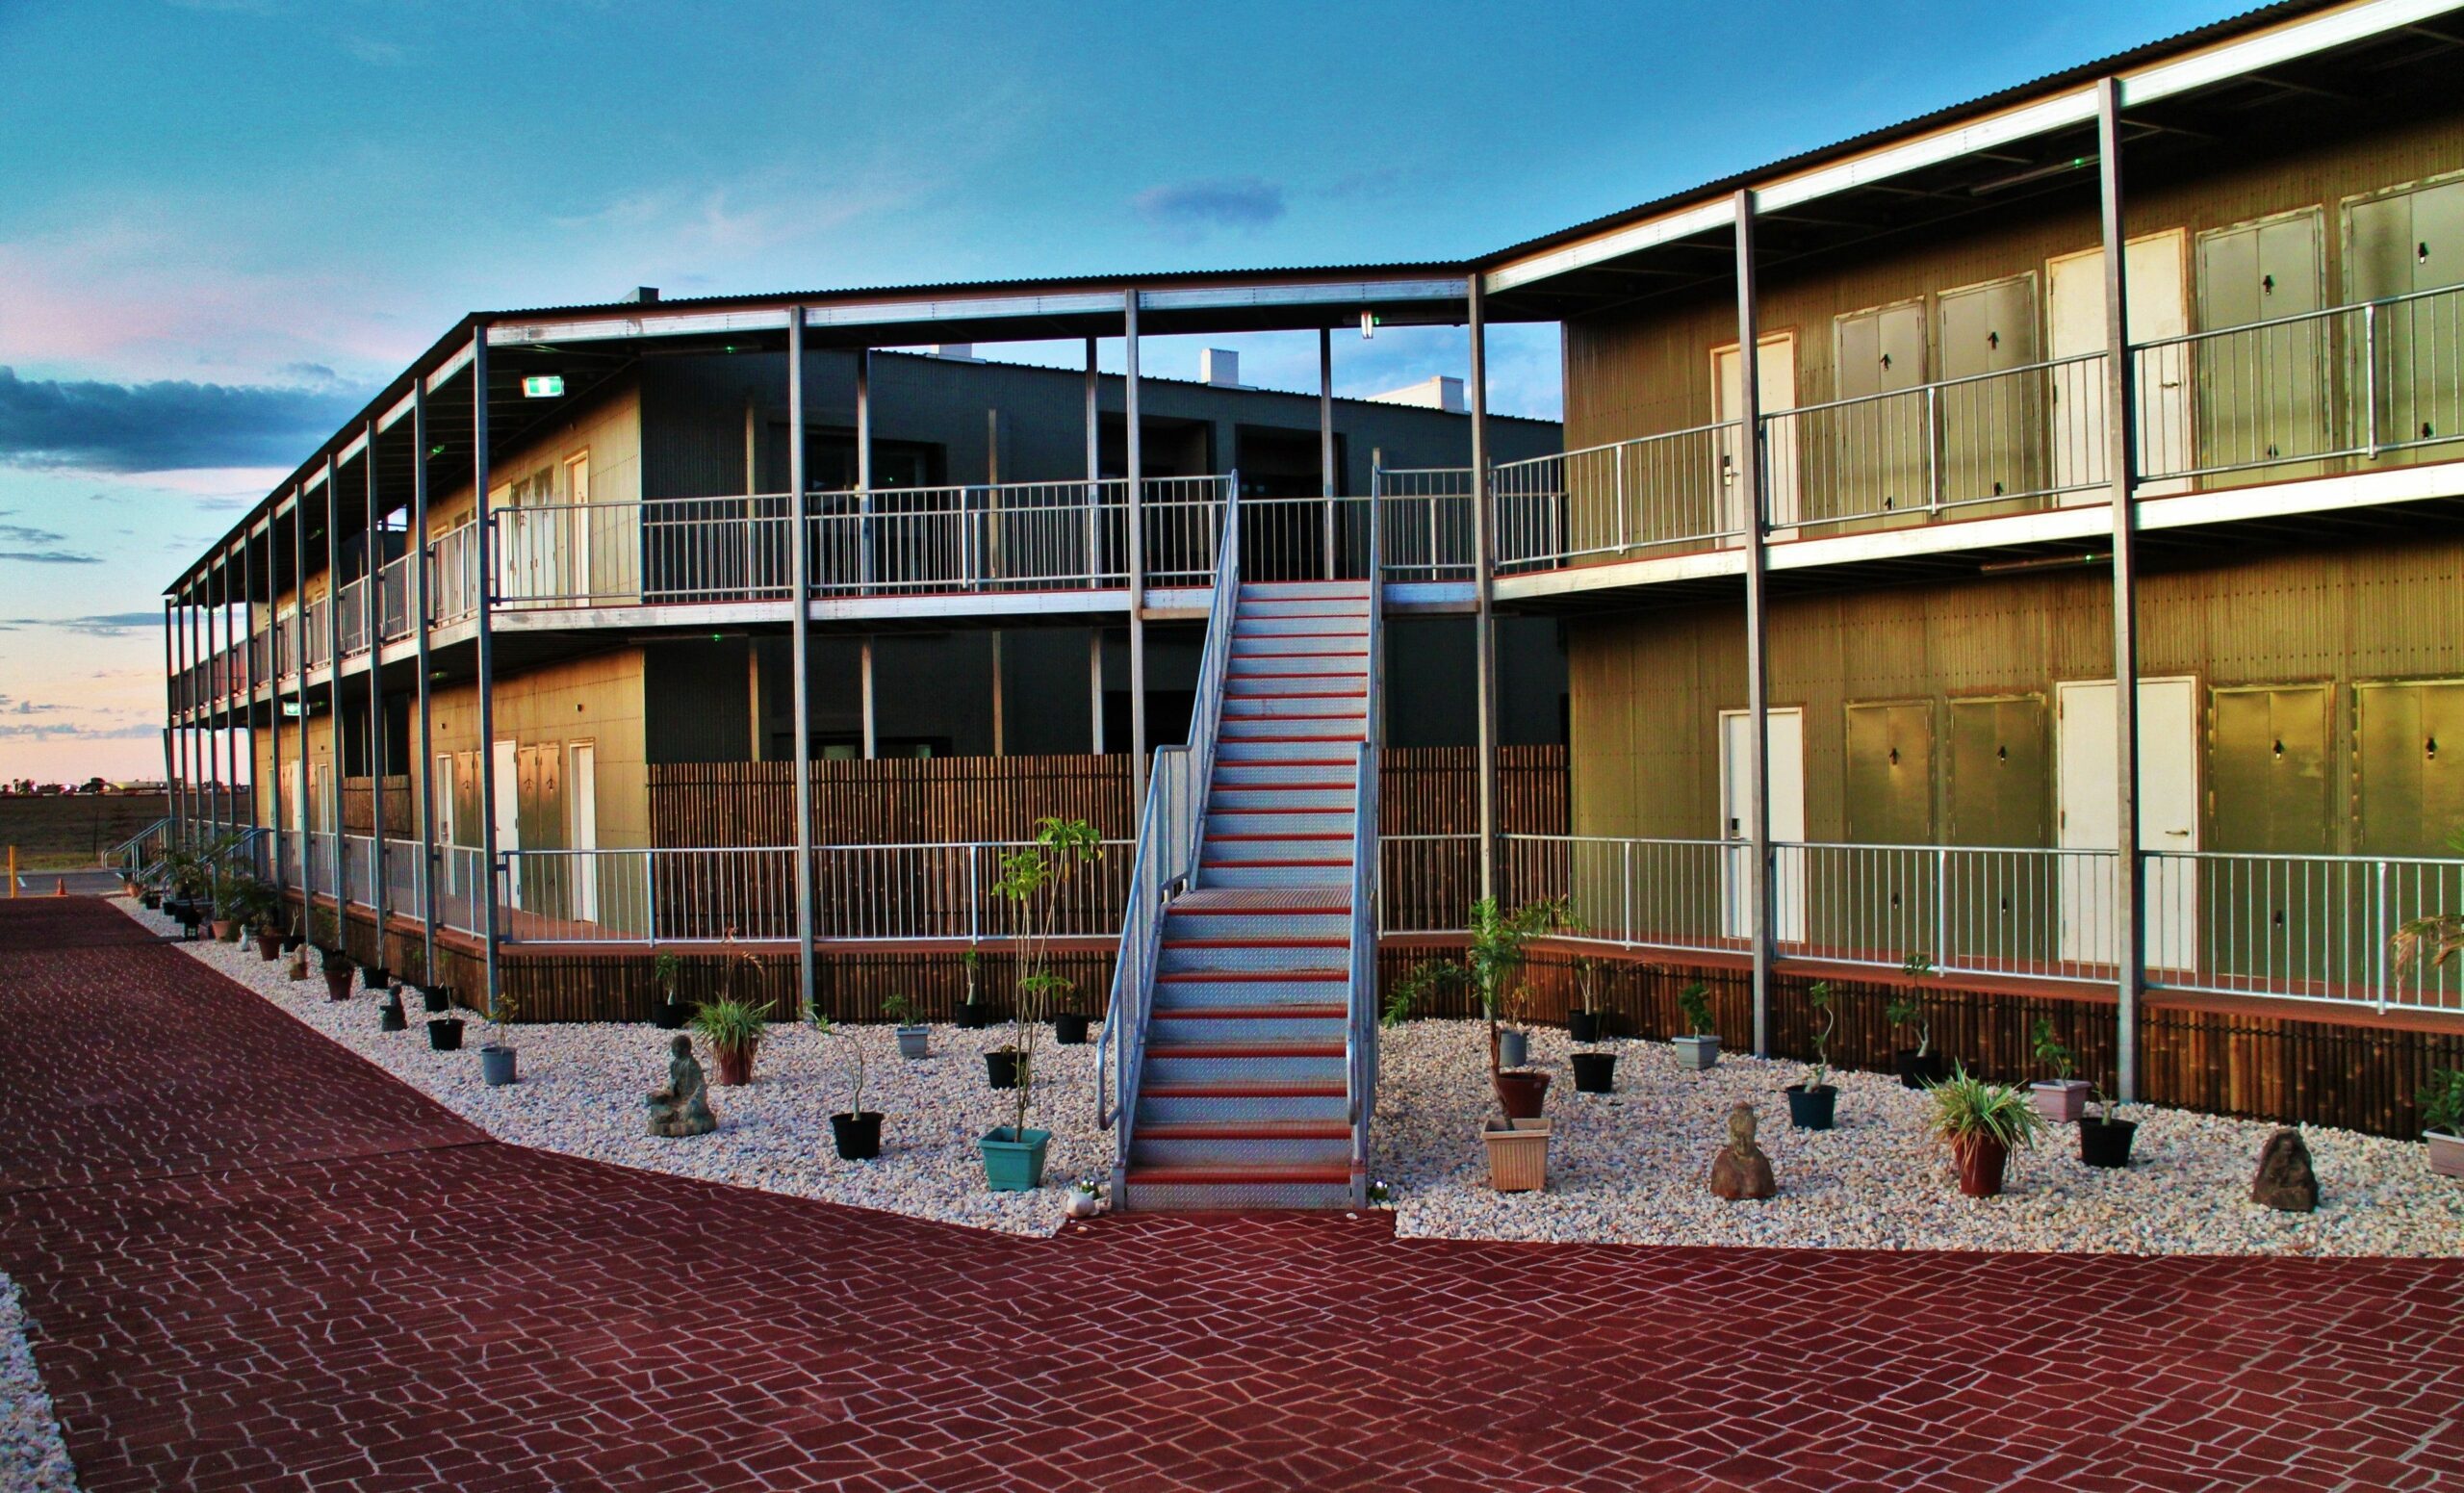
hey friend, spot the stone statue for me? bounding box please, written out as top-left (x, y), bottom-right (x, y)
top-left (646, 1035), bottom-right (718, 1138)
top-left (2251, 1126), bottom-right (2318, 1213)
top-left (1708, 1102), bottom-right (1777, 1200)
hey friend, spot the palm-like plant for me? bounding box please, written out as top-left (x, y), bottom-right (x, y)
top-left (989, 817), bottom-right (1103, 1140)
top-left (1930, 1067), bottom-right (2044, 1152)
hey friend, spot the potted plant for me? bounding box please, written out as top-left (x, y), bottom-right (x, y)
top-left (398, 944), bottom-right (449, 1013)
top-left (281, 918), bottom-right (305, 954)
top-left (1567, 952), bottom-right (1607, 1043)
top-left (358, 955), bottom-right (390, 992)
top-left (2418, 1068), bottom-right (2464, 1179)
top-left (1673, 981), bottom-right (1719, 1070)
top-left (2028, 1017), bottom-right (2092, 1122)
top-left (208, 867), bottom-right (244, 941)
top-left (980, 817), bottom-right (1102, 1191)
top-left (321, 942), bottom-right (356, 1002)
top-left (426, 1010), bottom-right (464, 1051)
top-left (1496, 982), bottom-right (1533, 1071)
top-left (1569, 1035), bottom-right (1616, 1094)
top-left (692, 940), bottom-right (772, 1086)
top-left (883, 993), bottom-right (930, 1060)
top-left (1784, 980), bottom-right (1838, 1130)
top-left (1052, 1006), bottom-right (1091, 1046)
top-left (652, 951), bottom-right (689, 1030)
top-left (1475, 897), bottom-right (1564, 1119)
top-left (956, 944), bottom-right (991, 1029)
top-left (1481, 1117), bottom-right (1550, 1192)
top-left (1930, 1066), bottom-right (2044, 1198)
top-left (478, 989), bottom-right (520, 1086)
top-left (2078, 1084), bottom-right (2138, 1169)
top-left (810, 1011), bottom-right (882, 1161)
top-left (253, 914), bottom-right (283, 962)
top-left (1889, 953), bottom-right (1948, 1088)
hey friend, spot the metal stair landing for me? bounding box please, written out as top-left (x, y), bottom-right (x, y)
top-left (1121, 581), bottom-right (1372, 1212)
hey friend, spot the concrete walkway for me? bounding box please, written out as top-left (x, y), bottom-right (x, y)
top-left (2, 897), bottom-right (2460, 1492)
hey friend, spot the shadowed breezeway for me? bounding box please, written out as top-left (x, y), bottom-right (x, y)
top-left (1, 896), bottom-right (2460, 1492)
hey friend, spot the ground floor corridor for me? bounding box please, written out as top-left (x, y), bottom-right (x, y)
top-left (0, 898), bottom-right (2458, 1491)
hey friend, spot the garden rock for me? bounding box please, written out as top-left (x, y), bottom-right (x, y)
top-left (645, 1036), bottom-right (718, 1138)
top-left (2252, 1127), bottom-right (2319, 1212)
top-left (1707, 1103), bottom-right (1777, 1201)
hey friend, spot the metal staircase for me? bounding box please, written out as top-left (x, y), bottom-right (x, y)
top-left (1103, 500), bottom-right (1381, 1211)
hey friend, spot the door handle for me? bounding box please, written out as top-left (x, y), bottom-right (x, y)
top-left (2163, 828), bottom-right (2191, 837)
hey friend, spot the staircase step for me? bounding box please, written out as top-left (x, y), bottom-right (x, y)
top-left (1230, 634), bottom-right (1368, 655)
top-left (1145, 1010), bottom-right (1348, 1043)
top-left (1231, 616), bottom-right (1370, 638)
top-left (1237, 600), bottom-right (1370, 618)
top-left (1164, 909), bottom-right (1349, 940)
top-left (1219, 740), bottom-right (1365, 764)
top-left (1119, 1168), bottom-right (1358, 1212)
top-left (1221, 697), bottom-right (1367, 720)
top-left (1220, 717), bottom-right (1367, 738)
top-left (1129, 1133), bottom-right (1355, 1170)
top-left (1203, 862), bottom-right (1351, 888)
top-left (1136, 1086), bottom-right (1348, 1126)
top-left (1144, 1052), bottom-right (1346, 1088)
top-left (1209, 786), bottom-right (1354, 811)
top-left (1204, 809), bottom-right (1355, 835)
top-left (1226, 655), bottom-right (1367, 677)
top-left (1152, 984), bottom-right (1354, 1015)
top-left (1159, 940), bottom-right (1350, 975)
top-left (1240, 582), bottom-right (1367, 600)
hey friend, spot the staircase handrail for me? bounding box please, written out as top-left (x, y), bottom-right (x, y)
top-left (1098, 482), bottom-right (1242, 1174)
top-left (112, 816), bottom-right (173, 880)
top-left (1345, 480), bottom-right (1384, 1204)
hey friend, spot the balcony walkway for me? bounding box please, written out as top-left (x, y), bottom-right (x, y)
top-left (6, 896), bottom-right (2463, 1491)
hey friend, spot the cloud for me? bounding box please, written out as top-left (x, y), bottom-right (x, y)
top-left (0, 524), bottom-right (69, 546)
top-left (1133, 176), bottom-right (1287, 240)
top-left (0, 367), bottom-right (369, 474)
top-left (7, 611), bottom-right (164, 636)
top-left (0, 719), bottom-right (158, 740)
top-left (0, 550), bottom-right (101, 565)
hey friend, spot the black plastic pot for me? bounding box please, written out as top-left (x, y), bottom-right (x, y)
top-left (2079, 1118), bottom-right (2138, 1169)
top-left (1896, 1049), bottom-right (1950, 1090)
top-left (1567, 1011), bottom-right (1604, 1044)
top-left (654, 998), bottom-right (688, 1031)
top-left (426, 1017), bottom-right (465, 1051)
top-left (1784, 1083), bottom-right (1838, 1131)
top-left (379, 998), bottom-right (407, 1033)
top-left (956, 1000), bottom-right (991, 1031)
top-left (141, 889), bottom-right (162, 910)
top-left (360, 964), bottom-right (389, 991)
top-left (420, 985), bottom-right (451, 1015)
top-left (1053, 1012), bottom-right (1091, 1045)
top-left (986, 1049), bottom-right (1024, 1090)
top-left (1570, 1051), bottom-right (1616, 1094)
top-left (831, 1111), bottom-right (884, 1161)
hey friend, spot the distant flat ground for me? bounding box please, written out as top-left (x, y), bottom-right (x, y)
top-left (0, 794), bottom-right (167, 871)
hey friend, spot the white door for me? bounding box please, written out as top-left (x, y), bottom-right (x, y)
top-left (1714, 335), bottom-right (1801, 539)
top-left (433, 754), bottom-right (457, 896)
top-left (492, 738), bottom-right (521, 911)
top-left (567, 741), bottom-right (598, 924)
top-left (2048, 232), bottom-right (2190, 499)
top-left (2056, 678), bottom-right (2198, 970)
top-left (564, 453), bottom-right (593, 602)
top-left (1720, 708), bottom-right (1807, 944)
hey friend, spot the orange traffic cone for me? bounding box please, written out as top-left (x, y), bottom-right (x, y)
top-left (54, 877), bottom-right (67, 896)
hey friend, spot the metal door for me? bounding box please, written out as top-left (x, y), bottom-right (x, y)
top-left (2209, 684), bottom-right (2331, 987)
top-left (2056, 677), bottom-right (2198, 971)
top-left (1947, 695), bottom-right (2053, 971)
top-left (2197, 210), bottom-right (2326, 476)
top-left (1719, 708), bottom-right (1805, 945)
top-left (1938, 274), bottom-right (2041, 511)
top-left (2357, 680), bottom-right (2464, 856)
top-left (1830, 301), bottom-right (1927, 525)
top-left (2349, 177), bottom-right (2464, 456)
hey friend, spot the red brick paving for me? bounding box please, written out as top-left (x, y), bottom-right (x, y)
top-left (4, 899), bottom-right (2463, 1492)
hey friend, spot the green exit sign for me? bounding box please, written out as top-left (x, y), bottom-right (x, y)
top-left (522, 374), bottom-right (565, 399)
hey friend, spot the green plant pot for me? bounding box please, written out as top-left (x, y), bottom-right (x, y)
top-left (979, 1126), bottom-right (1051, 1192)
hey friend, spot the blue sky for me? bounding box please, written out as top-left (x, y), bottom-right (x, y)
top-left (0, 0), bottom-right (2237, 780)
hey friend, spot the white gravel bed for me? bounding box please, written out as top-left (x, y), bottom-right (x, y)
top-left (120, 902), bottom-right (1104, 1237)
top-left (1374, 1020), bottom-right (2464, 1257)
top-left (0, 1274), bottom-right (81, 1493)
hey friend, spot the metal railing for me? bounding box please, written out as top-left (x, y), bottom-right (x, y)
top-left (1494, 833), bottom-right (1747, 955)
top-left (1372, 465), bottom-right (1476, 581)
top-left (1344, 502), bottom-right (1384, 1201)
top-left (1492, 421), bottom-right (1744, 574)
top-left (1101, 487), bottom-right (1241, 1160)
top-left (2145, 849), bottom-right (2464, 1012)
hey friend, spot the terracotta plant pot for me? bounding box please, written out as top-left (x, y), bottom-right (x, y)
top-left (323, 967), bottom-right (355, 1001)
top-left (1570, 1051), bottom-right (1616, 1094)
top-left (831, 1112), bottom-right (883, 1161)
top-left (1785, 1083), bottom-right (1838, 1131)
top-left (2426, 1129), bottom-right (2464, 1179)
top-left (2079, 1118), bottom-right (2138, 1169)
top-left (254, 929), bottom-right (282, 961)
top-left (1494, 1068), bottom-right (1550, 1120)
top-left (1896, 1049), bottom-right (1950, 1089)
top-left (1481, 1117), bottom-right (1551, 1193)
top-left (210, 918), bottom-right (236, 941)
top-left (2031, 1079), bottom-right (2093, 1123)
top-left (712, 1043), bottom-right (756, 1087)
top-left (1567, 1011), bottom-right (1604, 1043)
top-left (1052, 1012), bottom-right (1091, 1045)
top-left (1951, 1135), bottom-right (2011, 1197)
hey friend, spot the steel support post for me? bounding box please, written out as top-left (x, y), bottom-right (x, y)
top-left (2097, 78), bottom-right (2145, 1102)
top-left (411, 382), bottom-right (438, 980)
top-left (1733, 190), bottom-right (1775, 1059)
top-left (161, 600), bottom-right (178, 837)
top-left (788, 311), bottom-right (816, 1017)
top-left (1320, 325), bottom-right (1337, 580)
top-left (1084, 337), bottom-right (1101, 590)
top-left (292, 486), bottom-right (309, 902)
top-left (1123, 291), bottom-right (1147, 804)
top-left (206, 561), bottom-right (222, 833)
top-left (265, 519), bottom-right (283, 901)
top-left (1467, 274), bottom-right (1499, 902)
top-left (471, 335), bottom-right (501, 1018)
top-left (855, 348), bottom-right (877, 760)
top-left (365, 421), bottom-right (387, 945)
top-left (324, 455), bottom-right (346, 914)
top-left (243, 530), bottom-right (257, 841)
